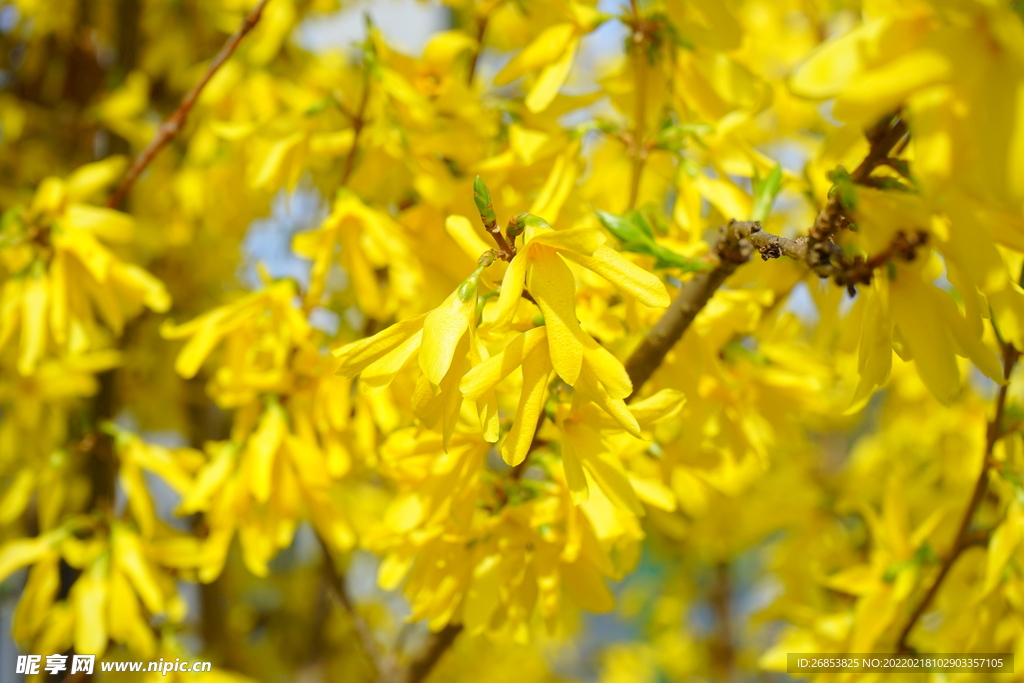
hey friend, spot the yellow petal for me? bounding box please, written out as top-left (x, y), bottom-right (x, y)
top-left (65, 157), bottom-right (128, 202)
top-left (18, 272), bottom-right (48, 375)
top-left (692, 172), bottom-right (751, 221)
top-left (11, 554), bottom-right (59, 643)
top-left (461, 326), bottom-right (547, 400)
top-left (361, 330), bottom-right (423, 389)
top-left (528, 249), bottom-right (584, 385)
top-left (629, 475), bottom-right (677, 511)
top-left (581, 342), bottom-right (632, 400)
top-left (119, 462), bottom-right (155, 538)
top-left (470, 334), bottom-right (500, 442)
top-left (529, 145), bottom-right (579, 224)
top-left (65, 204), bottom-right (134, 243)
top-left (890, 273), bottom-right (959, 404)
top-left (984, 506), bottom-right (1023, 595)
top-left (576, 362), bottom-right (641, 437)
top-left (445, 215), bottom-right (492, 260)
top-left (247, 403), bottom-right (286, 503)
top-left (114, 263), bottom-right (171, 313)
top-left (463, 553), bottom-right (505, 635)
top-left (561, 559), bottom-right (613, 613)
top-left (0, 534), bottom-right (58, 584)
top-left (500, 343), bottom-right (553, 466)
top-left (494, 23), bottom-right (576, 85)
top-left (180, 443), bottom-right (236, 514)
top-left (112, 527), bottom-right (164, 615)
top-left (48, 251), bottom-right (68, 347)
top-left (73, 562), bottom-right (108, 656)
top-left (526, 37), bottom-right (579, 113)
top-left (626, 389), bottom-right (686, 428)
top-left (834, 49), bottom-right (949, 124)
top-left (561, 422), bottom-right (590, 504)
top-left (488, 251), bottom-right (529, 334)
top-left (420, 288), bottom-right (476, 385)
top-left (585, 451), bottom-right (643, 516)
top-left (333, 313), bottom-right (428, 377)
top-left (561, 245), bottom-right (669, 307)
top-left (528, 226), bottom-right (604, 256)
top-left (788, 19), bottom-right (886, 99)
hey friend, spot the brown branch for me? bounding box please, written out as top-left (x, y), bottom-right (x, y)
top-left (895, 341), bottom-right (1019, 652)
top-left (805, 113), bottom-right (908, 260)
top-left (318, 532), bottom-right (463, 683)
top-left (747, 224), bottom-right (928, 294)
top-left (625, 221), bottom-right (754, 400)
top-left (624, 112), bottom-right (911, 400)
top-left (107, 0), bottom-right (272, 209)
top-left (625, 219), bottom-right (927, 399)
top-left (340, 63), bottom-right (372, 187)
top-left (401, 624), bottom-right (463, 683)
top-left (709, 561), bottom-right (736, 683)
top-left (316, 534), bottom-right (396, 681)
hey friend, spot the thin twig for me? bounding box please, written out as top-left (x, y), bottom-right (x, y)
top-left (895, 341), bottom-right (1019, 652)
top-left (316, 533), bottom-right (395, 680)
top-left (709, 561), bottom-right (736, 683)
top-left (107, 0), bottom-right (272, 208)
top-left (805, 114), bottom-right (908, 258)
top-left (626, 0), bottom-right (648, 210)
top-left (467, 14), bottom-right (488, 85)
top-left (402, 625), bottom-right (463, 683)
top-left (340, 62), bottom-right (372, 187)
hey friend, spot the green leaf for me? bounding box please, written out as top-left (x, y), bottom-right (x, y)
top-left (827, 166), bottom-right (857, 209)
top-left (596, 210), bottom-right (711, 273)
top-left (595, 209), bottom-right (653, 242)
top-left (750, 163), bottom-right (783, 221)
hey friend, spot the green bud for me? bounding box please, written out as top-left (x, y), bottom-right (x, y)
top-left (473, 176), bottom-right (491, 213)
top-left (506, 214), bottom-right (526, 238)
top-left (508, 213), bottom-right (550, 238)
top-left (474, 176), bottom-right (498, 232)
top-left (457, 267), bottom-right (484, 302)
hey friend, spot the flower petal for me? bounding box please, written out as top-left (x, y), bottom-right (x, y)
top-left (488, 252), bottom-right (529, 334)
top-left (561, 245), bottom-right (670, 307)
top-left (561, 422), bottom-right (591, 504)
top-left (420, 289), bottom-right (475, 385)
top-left (528, 249), bottom-right (584, 385)
top-left (361, 330), bottom-right (423, 389)
top-left (461, 327), bottom-right (547, 400)
top-left (529, 226), bottom-right (605, 256)
top-left (333, 313), bottom-right (427, 377)
top-left (501, 343), bottom-right (553, 466)
top-left (575, 362), bottom-right (641, 437)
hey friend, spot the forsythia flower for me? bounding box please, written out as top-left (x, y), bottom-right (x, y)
top-left (365, 427), bottom-right (640, 641)
top-left (0, 161), bottom-right (170, 374)
top-left (334, 260), bottom-right (493, 447)
top-left (0, 518), bottom-right (188, 658)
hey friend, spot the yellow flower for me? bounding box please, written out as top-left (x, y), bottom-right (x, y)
top-left (334, 262), bottom-right (493, 447)
top-left (0, 162), bottom-right (170, 374)
top-left (458, 215), bottom-right (668, 465)
top-left (557, 389), bottom-right (685, 508)
top-left (160, 277), bottom-right (311, 404)
top-left (489, 214), bottom-right (668, 382)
